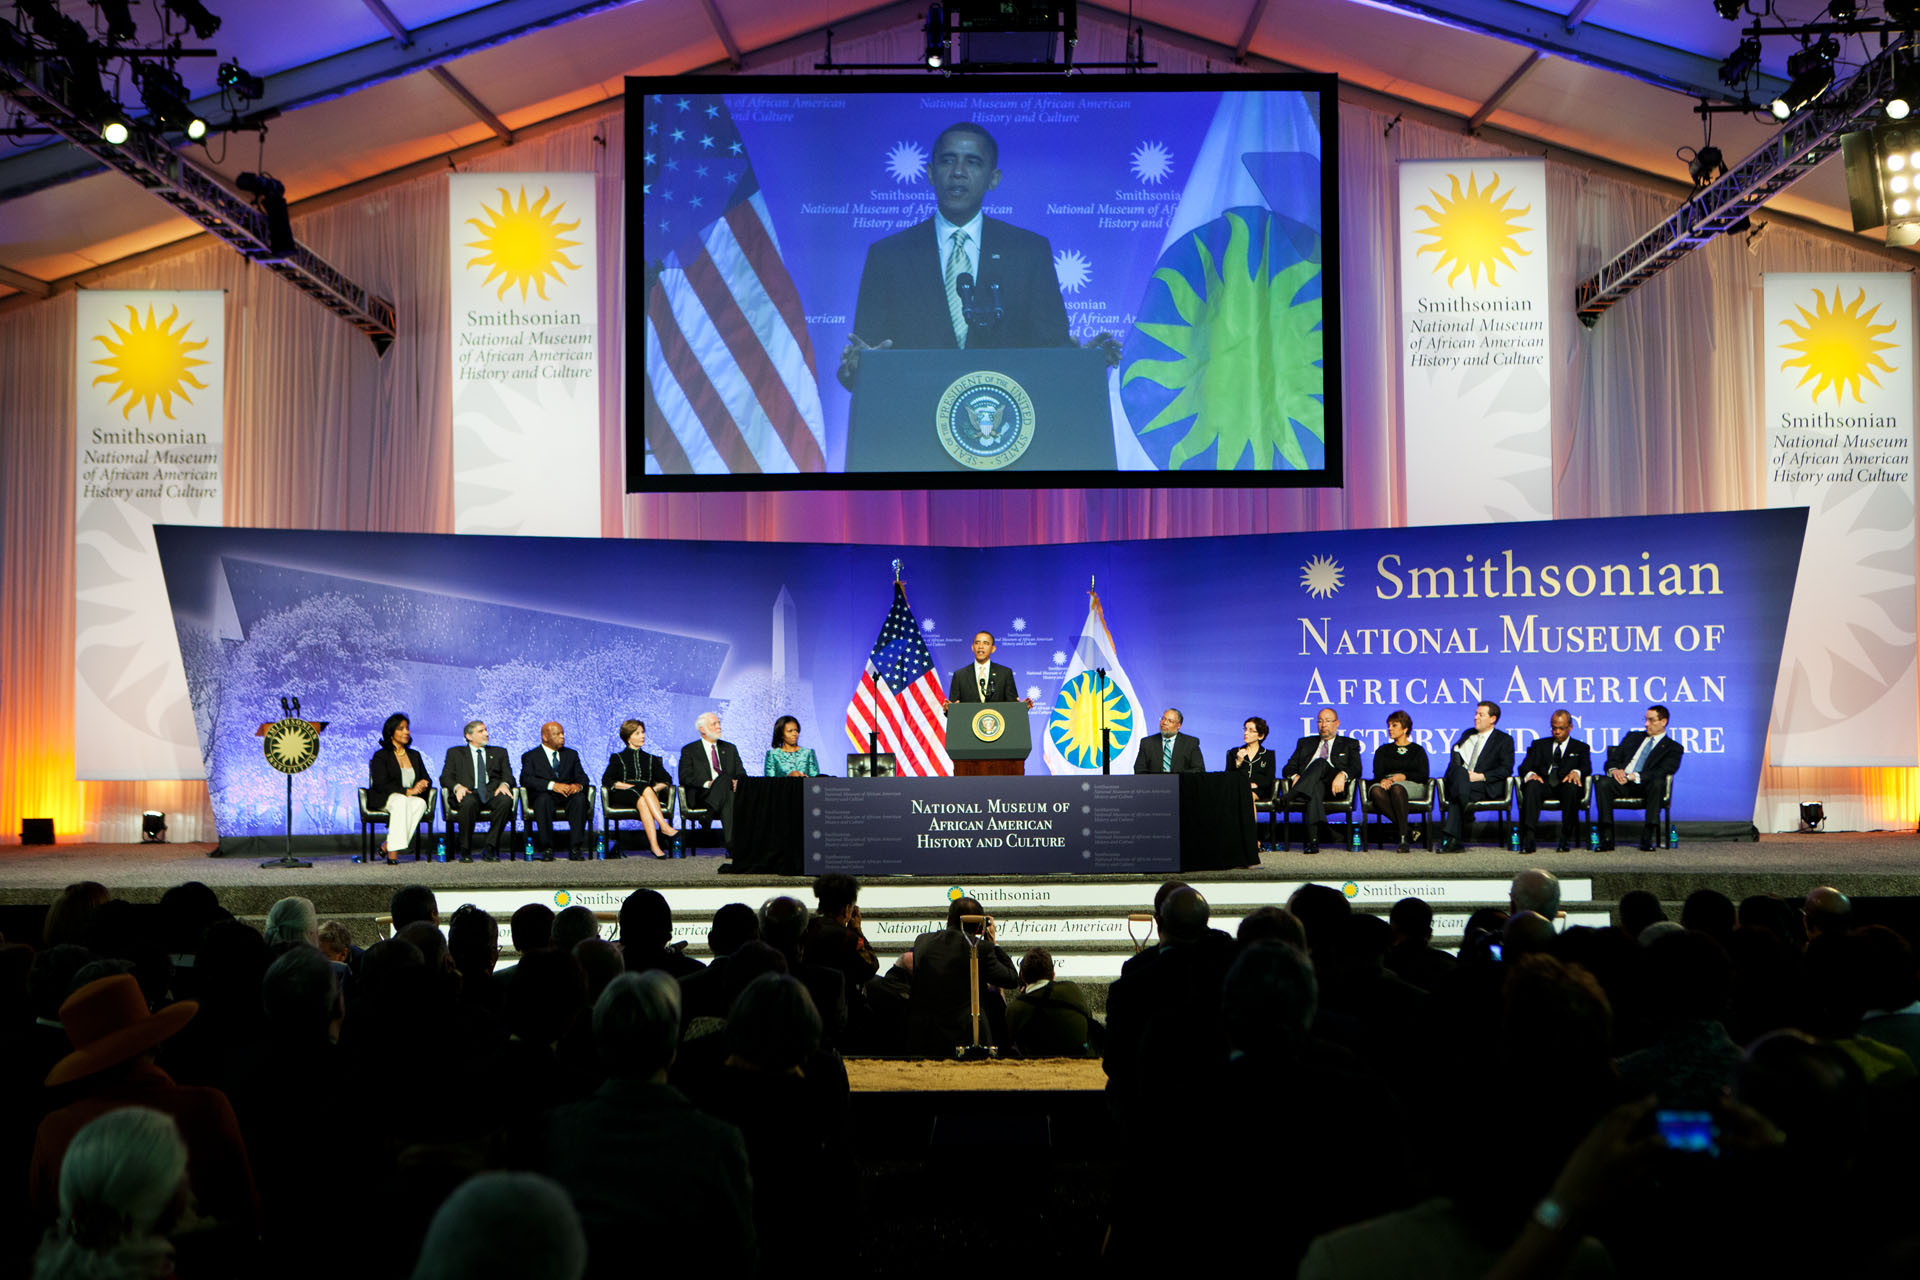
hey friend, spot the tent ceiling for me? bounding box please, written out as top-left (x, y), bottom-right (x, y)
top-left (0, 0), bottom-right (1899, 301)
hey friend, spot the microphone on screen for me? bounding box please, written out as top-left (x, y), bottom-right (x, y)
top-left (955, 271), bottom-right (978, 327)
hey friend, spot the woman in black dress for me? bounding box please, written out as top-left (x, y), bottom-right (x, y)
top-left (1368, 709), bottom-right (1429, 853)
top-left (1228, 715), bottom-right (1277, 803)
top-left (369, 712), bottom-right (432, 865)
top-left (603, 718), bottom-right (677, 858)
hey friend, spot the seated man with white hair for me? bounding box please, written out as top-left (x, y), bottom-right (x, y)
top-left (678, 712), bottom-right (747, 852)
top-left (263, 896), bottom-right (319, 950)
top-left (33, 1107), bottom-right (189, 1279)
top-left (525, 971), bottom-right (756, 1279)
top-left (1510, 868), bottom-right (1561, 921)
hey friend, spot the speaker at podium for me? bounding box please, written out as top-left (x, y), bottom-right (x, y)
top-left (847, 347), bottom-right (1116, 473)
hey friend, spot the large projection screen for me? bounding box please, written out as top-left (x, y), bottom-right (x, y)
top-left (628, 73), bottom-right (1340, 491)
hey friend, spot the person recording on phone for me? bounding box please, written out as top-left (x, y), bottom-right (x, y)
top-left (837, 122), bottom-right (1074, 392)
top-left (907, 895), bottom-right (1018, 1056)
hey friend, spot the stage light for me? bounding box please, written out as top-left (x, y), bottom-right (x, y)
top-left (1713, 0), bottom-right (1743, 18)
top-left (1886, 63), bottom-right (1920, 119)
top-left (133, 60), bottom-right (208, 140)
top-left (1688, 144), bottom-right (1727, 188)
top-left (1828, 0), bottom-right (1858, 19)
top-left (216, 59), bottom-right (263, 101)
top-left (1771, 39), bottom-right (1839, 120)
top-left (1719, 38), bottom-right (1762, 89)
top-left (924, 4), bottom-right (949, 68)
top-left (21, 818), bottom-right (54, 845)
top-left (160, 0), bottom-right (221, 40)
top-left (100, 115), bottom-right (129, 145)
top-left (1798, 802), bottom-right (1826, 832)
top-left (237, 170), bottom-right (295, 258)
top-left (94, 0), bottom-right (139, 44)
top-left (1840, 122), bottom-right (1920, 243)
top-left (141, 811), bottom-right (167, 842)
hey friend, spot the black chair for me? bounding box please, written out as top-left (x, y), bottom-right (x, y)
top-left (438, 786), bottom-right (520, 859)
top-left (516, 785), bottom-right (597, 858)
top-left (359, 787), bottom-right (437, 863)
top-left (1437, 775), bottom-right (1515, 849)
top-left (1527, 775), bottom-right (1593, 849)
top-left (1363, 777), bottom-right (1435, 850)
top-left (1276, 785), bottom-right (1362, 852)
top-left (1603, 774), bottom-right (1675, 847)
top-left (675, 785), bottom-right (722, 851)
top-left (601, 784), bottom-right (675, 855)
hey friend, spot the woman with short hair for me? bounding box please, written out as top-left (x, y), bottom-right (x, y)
top-left (603, 719), bottom-right (677, 858)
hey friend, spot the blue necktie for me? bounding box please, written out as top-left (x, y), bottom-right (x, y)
top-left (1627, 735), bottom-right (1654, 776)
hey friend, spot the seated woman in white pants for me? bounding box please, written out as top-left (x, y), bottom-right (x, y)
top-left (369, 712), bottom-right (432, 865)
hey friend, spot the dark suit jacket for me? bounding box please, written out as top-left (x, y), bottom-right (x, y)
top-left (438, 743), bottom-right (513, 797)
top-left (520, 743), bottom-right (589, 795)
top-left (525, 1078), bottom-right (755, 1279)
top-left (1134, 732), bottom-right (1204, 775)
top-left (909, 927), bottom-right (1019, 1054)
top-left (367, 746), bottom-right (430, 809)
top-left (1604, 731), bottom-right (1684, 788)
top-left (948, 661), bottom-right (1019, 704)
top-left (1282, 734), bottom-right (1364, 788)
top-left (1519, 736), bottom-right (1594, 785)
top-left (1226, 744), bottom-right (1278, 800)
top-left (601, 748), bottom-right (669, 793)
top-left (679, 738), bottom-right (747, 798)
top-left (1448, 728), bottom-right (1514, 781)
top-left (851, 215), bottom-right (1074, 352)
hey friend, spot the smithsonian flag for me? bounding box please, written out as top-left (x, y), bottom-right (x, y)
top-left (1044, 588), bottom-right (1142, 774)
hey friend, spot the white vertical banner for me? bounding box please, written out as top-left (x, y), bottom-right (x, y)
top-left (1397, 158), bottom-right (1553, 526)
top-left (74, 290), bottom-right (225, 780)
top-left (1763, 273), bottom-right (1917, 767)
top-left (449, 174), bottom-right (600, 535)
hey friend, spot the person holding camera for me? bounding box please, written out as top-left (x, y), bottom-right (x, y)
top-left (907, 896), bottom-right (1018, 1056)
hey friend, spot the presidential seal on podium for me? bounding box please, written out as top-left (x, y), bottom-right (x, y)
top-left (935, 371), bottom-right (1036, 470)
top-left (971, 706), bottom-right (1008, 743)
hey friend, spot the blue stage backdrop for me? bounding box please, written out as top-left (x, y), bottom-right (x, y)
top-left (154, 509), bottom-right (1804, 841)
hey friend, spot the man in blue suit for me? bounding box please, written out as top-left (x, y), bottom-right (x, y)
top-left (1440, 700), bottom-right (1515, 853)
top-left (522, 721), bottom-right (593, 861)
top-left (837, 122), bottom-right (1074, 391)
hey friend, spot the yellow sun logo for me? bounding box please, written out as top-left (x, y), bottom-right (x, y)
top-left (1777, 286), bottom-right (1899, 405)
top-left (553, 890), bottom-right (572, 907)
top-left (1048, 671), bottom-right (1135, 769)
top-left (1414, 171), bottom-right (1533, 289)
top-left (89, 304), bottom-right (210, 420)
top-left (947, 885), bottom-right (965, 902)
top-left (463, 185), bottom-right (583, 302)
top-left (1301, 555), bottom-right (1344, 599)
top-left (1341, 881), bottom-right (1359, 899)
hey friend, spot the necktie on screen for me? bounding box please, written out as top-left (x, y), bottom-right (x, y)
top-left (1628, 735), bottom-right (1654, 776)
top-left (945, 229), bottom-right (970, 348)
top-left (1162, 736), bottom-right (1174, 770)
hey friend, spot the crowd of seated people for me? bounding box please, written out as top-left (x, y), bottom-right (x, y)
top-left (8, 870), bottom-right (1920, 1277)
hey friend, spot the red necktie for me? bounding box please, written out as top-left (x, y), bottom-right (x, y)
top-left (709, 743), bottom-right (720, 776)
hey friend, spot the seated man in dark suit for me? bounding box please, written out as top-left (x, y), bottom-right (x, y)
top-left (1133, 707), bottom-right (1205, 775)
top-left (908, 896), bottom-right (1019, 1056)
top-left (1006, 948), bottom-right (1100, 1058)
top-left (521, 721), bottom-right (593, 861)
top-left (1517, 708), bottom-right (1594, 853)
top-left (1279, 706), bottom-right (1363, 855)
top-left (523, 971), bottom-right (755, 1279)
top-left (1439, 700), bottom-right (1515, 853)
top-left (678, 711), bottom-right (747, 851)
top-left (837, 122), bottom-right (1074, 391)
top-left (1594, 703), bottom-right (1684, 851)
top-left (438, 720), bottom-right (516, 862)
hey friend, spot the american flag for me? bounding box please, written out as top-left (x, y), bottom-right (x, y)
top-left (844, 581), bottom-right (952, 777)
top-left (641, 92), bottom-right (827, 474)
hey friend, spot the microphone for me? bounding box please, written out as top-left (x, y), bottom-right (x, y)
top-left (279, 696), bottom-right (290, 716)
top-left (290, 696), bottom-right (301, 717)
top-left (955, 271), bottom-right (977, 327)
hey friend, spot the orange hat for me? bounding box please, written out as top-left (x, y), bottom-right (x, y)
top-left (46, 975), bottom-right (197, 1088)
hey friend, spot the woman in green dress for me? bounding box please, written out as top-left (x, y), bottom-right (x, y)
top-left (765, 715), bottom-right (820, 777)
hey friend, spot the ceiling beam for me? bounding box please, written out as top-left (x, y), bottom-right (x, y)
top-left (1468, 49), bottom-right (1542, 131)
top-left (1352, 0), bottom-right (1785, 103)
top-left (0, 262), bottom-right (52, 297)
top-left (0, 0), bottom-right (640, 202)
top-left (697, 0), bottom-right (745, 69)
top-left (1234, 0), bottom-right (1273, 62)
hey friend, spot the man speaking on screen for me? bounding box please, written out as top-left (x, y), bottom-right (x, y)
top-left (837, 122), bottom-right (1075, 391)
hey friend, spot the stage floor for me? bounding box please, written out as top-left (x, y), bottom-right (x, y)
top-left (2, 831), bottom-right (1914, 902)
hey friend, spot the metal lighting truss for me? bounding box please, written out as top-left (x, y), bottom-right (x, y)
top-left (0, 48), bottom-right (397, 352)
top-left (1574, 41), bottom-right (1904, 327)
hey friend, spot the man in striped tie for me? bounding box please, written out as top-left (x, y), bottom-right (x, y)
top-left (838, 122), bottom-right (1075, 392)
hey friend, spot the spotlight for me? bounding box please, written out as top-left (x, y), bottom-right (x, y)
top-left (237, 170), bottom-right (294, 259)
top-left (924, 3), bottom-right (948, 69)
top-left (216, 60), bottom-right (264, 101)
top-left (1720, 38), bottom-right (1762, 89)
top-left (1713, 0), bottom-right (1743, 18)
top-left (1771, 38), bottom-right (1840, 119)
top-left (1689, 144), bottom-right (1728, 187)
top-left (1798, 802), bottom-right (1826, 832)
top-left (159, 0), bottom-right (221, 40)
top-left (94, 0), bottom-right (139, 44)
top-left (99, 110), bottom-right (131, 145)
top-left (1840, 122), bottom-right (1920, 244)
top-left (141, 811), bottom-right (167, 842)
top-left (1887, 63), bottom-right (1920, 119)
top-left (133, 60), bottom-right (208, 140)
top-left (1828, 0), bottom-right (1858, 19)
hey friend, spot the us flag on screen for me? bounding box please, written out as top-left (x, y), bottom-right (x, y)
top-left (641, 92), bottom-right (826, 474)
top-left (844, 581), bottom-right (952, 777)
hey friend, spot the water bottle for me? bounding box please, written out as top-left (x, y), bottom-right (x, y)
top-left (1350, 821), bottom-right (1362, 851)
top-left (596, 833), bottom-right (607, 860)
top-left (525, 832), bottom-right (535, 861)
top-left (1668, 826), bottom-right (1679, 850)
top-left (1509, 825), bottom-right (1520, 853)
top-left (672, 834), bottom-right (683, 858)
top-left (435, 834), bottom-right (446, 863)
top-left (1588, 825), bottom-right (1600, 852)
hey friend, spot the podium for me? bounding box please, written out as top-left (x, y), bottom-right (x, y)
top-left (946, 702), bottom-right (1032, 777)
top-left (847, 347), bottom-right (1115, 473)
